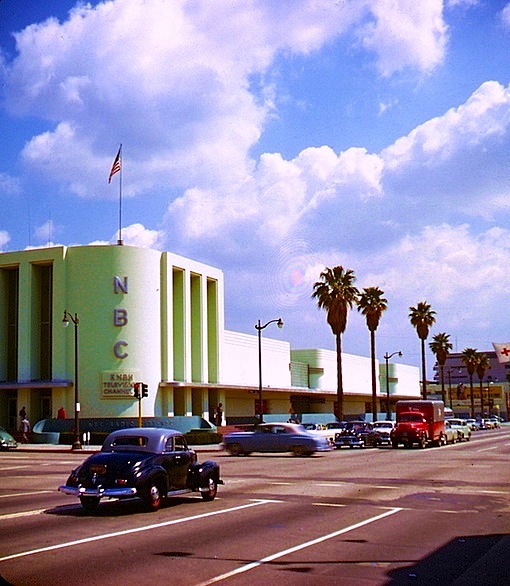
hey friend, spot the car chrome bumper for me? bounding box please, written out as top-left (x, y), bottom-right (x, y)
top-left (58, 485), bottom-right (138, 498)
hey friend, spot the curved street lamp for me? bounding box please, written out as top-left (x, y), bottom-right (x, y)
top-left (255, 318), bottom-right (283, 423)
top-left (384, 351), bottom-right (402, 419)
top-left (63, 310), bottom-right (82, 450)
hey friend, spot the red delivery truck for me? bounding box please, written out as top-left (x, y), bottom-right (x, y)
top-left (391, 400), bottom-right (446, 449)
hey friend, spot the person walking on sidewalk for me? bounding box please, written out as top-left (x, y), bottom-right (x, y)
top-left (21, 417), bottom-right (30, 443)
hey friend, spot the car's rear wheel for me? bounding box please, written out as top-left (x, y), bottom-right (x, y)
top-left (144, 481), bottom-right (164, 512)
top-left (292, 445), bottom-right (309, 457)
top-left (201, 476), bottom-right (218, 501)
top-left (80, 496), bottom-right (100, 513)
top-left (227, 443), bottom-right (243, 456)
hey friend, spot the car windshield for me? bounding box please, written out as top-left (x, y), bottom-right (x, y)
top-left (374, 422), bottom-right (392, 429)
top-left (399, 414), bottom-right (424, 423)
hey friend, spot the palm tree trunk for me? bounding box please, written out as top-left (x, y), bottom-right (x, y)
top-left (440, 364), bottom-right (445, 404)
top-left (469, 375), bottom-right (474, 418)
top-left (370, 329), bottom-right (377, 422)
top-left (421, 338), bottom-right (427, 399)
top-left (336, 333), bottom-right (344, 421)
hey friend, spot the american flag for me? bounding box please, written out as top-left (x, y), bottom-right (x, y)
top-left (108, 145), bottom-right (122, 183)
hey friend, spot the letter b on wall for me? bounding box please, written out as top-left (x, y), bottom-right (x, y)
top-left (114, 308), bottom-right (128, 327)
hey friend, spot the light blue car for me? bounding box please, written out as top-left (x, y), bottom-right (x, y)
top-left (222, 422), bottom-right (331, 456)
top-left (0, 426), bottom-right (17, 450)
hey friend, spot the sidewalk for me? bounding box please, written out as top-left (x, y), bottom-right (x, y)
top-left (13, 442), bottom-right (222, 454)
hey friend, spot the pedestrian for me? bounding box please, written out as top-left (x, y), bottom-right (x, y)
top-left (57, 406), bottom-right (67, 419)
top-left (21, 417), bottom-right (30, 443)
top-left (214, 403), bottom-right (223, 427)
top-left (19, 406), bottom-right (27, 421)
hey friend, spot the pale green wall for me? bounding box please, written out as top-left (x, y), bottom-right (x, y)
top-left (63, 245), bottom-right (162, 418)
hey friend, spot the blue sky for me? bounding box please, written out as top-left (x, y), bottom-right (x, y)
top-left (1, 0), bottom-right (510, 375)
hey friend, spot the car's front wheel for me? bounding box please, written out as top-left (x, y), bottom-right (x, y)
top-left (80, 496), bottom-right (100, 513)
top-left (201, 476), bottom-right (218, 501)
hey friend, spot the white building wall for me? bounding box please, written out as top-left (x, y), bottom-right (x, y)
top-left (221, 330), bottom-right (291, 388)
top-left (293, 349), bottom-right (374, 396)
top-left (391, 363), bottom-right (421, 398)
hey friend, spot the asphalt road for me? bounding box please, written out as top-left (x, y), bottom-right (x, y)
top-left (1, 428), bottom-right (509, 585)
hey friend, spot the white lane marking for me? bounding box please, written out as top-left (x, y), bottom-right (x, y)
top-left (0, 491), bottom-right (54, 500)
top-left (0, 509), bottom-right (47, 520)
top-left (0, 499), bottom-right (281, 562)
top-left (195, 507), bottom-right (403, 586)
top-left (312, 503), bottom-right (347, 508)
top-left (0, 465), bottom-right (31, 471)
top-left (476, 447), bottom-right (499, 453)
top-left (317, 482), bottom-right (398, 490)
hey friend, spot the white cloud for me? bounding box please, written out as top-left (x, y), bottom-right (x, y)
top-left (0, 172), bottom-right (22, 196)
top-left (382, 81), bottom-right (510, 171)
top-left (34, 219), bottom-right (58, 243)
top-left (359, 0), bottom-right (448, 77)
top-left (116, 223), bottom-right (165, 249)
top-left (501, 4), bottom-right (510, 29)
top-left (4, 0), bottom-right (450, 200)
top-left (0, 231), bottom-right (11, 251)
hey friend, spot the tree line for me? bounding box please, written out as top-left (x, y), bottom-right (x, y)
top-left (312, 265), bottom-right (490, 421)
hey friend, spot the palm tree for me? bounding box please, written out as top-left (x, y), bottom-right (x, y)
top-left (409, 302), bottom-right (436, 399)
top-left (429, 333), bottom-right (453, 404)
top-left (461, 348), bottom-right (478, 418)
top-left (475, 353), bottom-right (491, 417)
top-left (312, 266), bottom-right (359, 421)
top-left (357, 286), bottom-right (388, 423)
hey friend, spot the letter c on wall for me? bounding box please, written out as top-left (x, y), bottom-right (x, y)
top-left (114, 341), bottom-right (128, 359)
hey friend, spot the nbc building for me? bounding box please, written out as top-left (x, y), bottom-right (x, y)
top-left (0, 244), bottom-right (420, 438)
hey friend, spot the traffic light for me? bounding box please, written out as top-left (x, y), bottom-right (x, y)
top-left (133, 383), bottom-right (140, 399)
top-left (142, 383), bottom-right (149, 398)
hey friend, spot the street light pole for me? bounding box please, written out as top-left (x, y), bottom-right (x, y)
top-left (63, 310), bottom-right (82, 450)
top-left (255, 318), bottom-right (283, 423)
top-left (384, 351), bottom-right (402, 419)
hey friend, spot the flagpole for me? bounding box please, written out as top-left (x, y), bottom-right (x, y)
top-left (117, 144), bottom-right (123, 246)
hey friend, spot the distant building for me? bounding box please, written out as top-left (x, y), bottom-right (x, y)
top-left (431, 352), bottom-right (509, 419)
top-left (0, 244), bottom-right (420, 433)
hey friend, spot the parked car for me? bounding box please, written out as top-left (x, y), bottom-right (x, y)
top-left (466, 419), bottom-right (480, 431)
top-left (320, 421), bottom-right (348, 444)
top-left (222, 422), bottom-right (331, 456)
top-left (371, 420), bottom-right (395, 446)
top-left (334, 421), bottom-right (379, 449)
top-left (488, 417), bottom-right (501, 429)
top-left (444, 420), bottom-right (459, 444)
top-left (446, 418), bottom-right (472, 441)
top-left (0, 426), bottom-right (17, 450)
top-left (59, 428), bottom-right (222, 513)
top-left (301, 422), bottom-right (327, 433)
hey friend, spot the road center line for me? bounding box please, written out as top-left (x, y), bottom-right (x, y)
top-left (0, 499), bottom-right (281, 563)
top-left (0, 491), bottom-right (54, 500)
top-left (0, 509), bottom-right (48, 520)
top-left (195, 507), bottom-right (403, 586)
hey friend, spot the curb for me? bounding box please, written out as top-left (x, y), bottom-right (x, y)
top-left (11, 443), bottom-right (222, 454)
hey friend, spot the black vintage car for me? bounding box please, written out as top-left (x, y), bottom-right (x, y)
top-left (333, 421), bottom-right (380, 449)
top-left (59, 428), bottom-right (222, 513)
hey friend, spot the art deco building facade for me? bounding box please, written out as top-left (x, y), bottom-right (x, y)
top-left (0, 244), bottom-right (419, 432)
